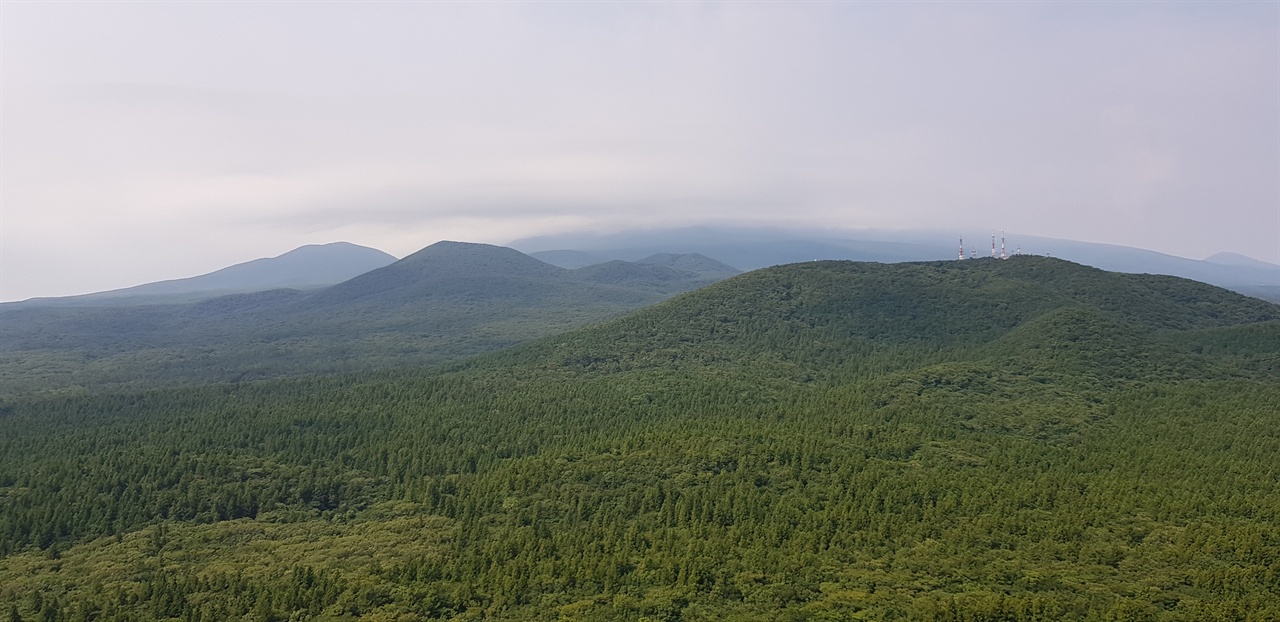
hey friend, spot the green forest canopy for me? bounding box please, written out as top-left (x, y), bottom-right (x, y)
top-left (1, 257), bottom-right (1278, 621)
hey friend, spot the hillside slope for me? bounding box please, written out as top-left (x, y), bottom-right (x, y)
top-left (1, 257), bottom-right (1277, 620)
top-left (507, 256), bottom-right (1276, 376)
top-left (0, 242), bottom-right (732, 396)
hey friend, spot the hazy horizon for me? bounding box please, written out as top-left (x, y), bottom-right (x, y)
top-left (4, 2), bottom-right (1277, 301)
top-left (6, 224), bottom-right (1279, 303)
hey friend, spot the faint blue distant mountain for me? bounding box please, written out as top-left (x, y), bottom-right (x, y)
top-left (515, 226), bottom-right (947, 270)
top-left (1011, 235), bottom-right (1279, 295)
top-left (11, 242), bottom-right (397, 307)
top-left (510, 226), bottom-right (1280, 300)
top-left (1204, 252), bottom-right (1280, 270)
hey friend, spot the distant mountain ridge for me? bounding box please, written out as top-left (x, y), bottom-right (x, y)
top-left (1205, 251), bottom-right (1280, 270)
top-left (0, 242), bottom-right (737, 395)
top-left (5, 234), bottom-right (1274, 398)
top-left (9, 242), bottom-right (397, 307)
top-left (511, 226), bottom-right (1280, 301)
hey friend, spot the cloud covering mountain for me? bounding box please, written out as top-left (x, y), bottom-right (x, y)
top-left (4, 2), bottom-right (1276, 301)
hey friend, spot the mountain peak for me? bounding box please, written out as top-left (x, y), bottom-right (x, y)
top-left (7, 241), bottom-right (396, 307)
top-left (1204, 251), bottom-right (1280, 270)
top-left (307, 241), bottom-right (567, 305)
top-left (634, 252), bottom-right (742, 278)
top-left (397, 241), bottom-right (566, 277)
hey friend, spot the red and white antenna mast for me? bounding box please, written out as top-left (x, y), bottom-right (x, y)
top-left (1000, 230), bottom-right (1007, 260)
top-left (959, 236), bottom-right (965, 260)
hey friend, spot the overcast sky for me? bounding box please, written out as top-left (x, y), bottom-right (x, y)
top-left (3, 1), bottom-right (1277, 301)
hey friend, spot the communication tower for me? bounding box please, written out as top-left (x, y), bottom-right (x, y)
top-left (1000, 230), bottom-right (1007, 260)
top-left (958, 236), bottom-right (965, 260)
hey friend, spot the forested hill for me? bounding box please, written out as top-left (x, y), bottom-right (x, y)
top-left (304, 241), bottom-right (569, 306)
top-left (486, 256), bottom-right (1280, 382)
top-left (1, 257), bottom-right (1278, 620)
top-left (0, 242), bottom-right (732, 396)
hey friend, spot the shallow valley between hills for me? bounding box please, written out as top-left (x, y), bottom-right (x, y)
top-left (1, 257), bottom-right (1278, 621)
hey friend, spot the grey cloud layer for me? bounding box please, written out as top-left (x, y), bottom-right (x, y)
top-left (3, 2), bottom-right (1276, 300)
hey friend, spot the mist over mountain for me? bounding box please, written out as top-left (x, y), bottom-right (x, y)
top-left (511, 226), bottom-right (1280, 300)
